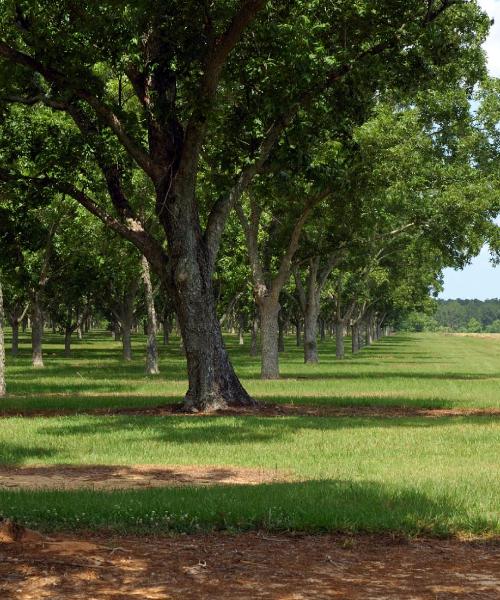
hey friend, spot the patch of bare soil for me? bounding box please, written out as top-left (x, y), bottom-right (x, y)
top-left (1, 403), bottom-right (500, 419)
top-left (0, 464), bottom-right (288, 491)
top-left (0, 529), bottom-right (498, 599)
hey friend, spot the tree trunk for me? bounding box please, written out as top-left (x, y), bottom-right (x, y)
top-left (278, 317), bottom-right (285, 353)
top-left (11, 320), bottom-right (19, 357)
top-left (173, 272), bottom-right (254, 411)
top-left (163, 321), bottom-right (170, 345)
top-left (238, 314), bottom-right (245, 346)
top-left (351, 323), bottom-right (359, 354)
top-left (303, 303), bottom-right (319, 364)
top-left (319, 318), bottom-right (325, 341)
top-left (335, 322), bottom-right (345, 359)
top-left (122, 323), bottom-right (132, 361)
top-left (258, 298), bottom-right (280, 379)
top-left (31, 296), bottom-right (44, 368)
top-left (296, 320), bottom-right (302, 347)
top-left (250, 315), bottom-right (259, 356)
top-left (0, 283), bottom-right (6, 397)
top-left (365, 319), bottom-right (373, 346)
top-left (142, 256), bottom-right (160, 375)
top-left (21, 316), bottom-right (28, 334)
top-left (64, 327), bottom-right (72, 357)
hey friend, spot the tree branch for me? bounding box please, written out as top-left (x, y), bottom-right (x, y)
top-left (0, 41), bottom-right (158, 179)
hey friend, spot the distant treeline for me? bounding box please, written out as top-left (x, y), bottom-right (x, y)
top-left (401, 299), bottom-right (500, 333)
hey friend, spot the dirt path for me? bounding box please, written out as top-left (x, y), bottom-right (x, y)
top-left (0, 464), bottom-right (288, 491)
top-left (0, 531), bottom-right (498, 599)
top-left (1, 403), bottom-right (499, 419)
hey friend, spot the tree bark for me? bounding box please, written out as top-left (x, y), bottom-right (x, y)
top-left (259, 297), bottom-right (280, 379)
top-left (335, 322), bottom-right (345, 359)
top-left (172, 261), bottom-right (255, 411)
top-left (142, 256), bottom-right (160, 375)
top-left (0, 283), bottom-right (6, 397)
top-left (31, 296), bottom-right (44, 368)
top-left (303, 303), bottom-right (320, 364)
top-left (122, 323), bottom-right (132, 361)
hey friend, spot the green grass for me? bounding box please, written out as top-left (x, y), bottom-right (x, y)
top-left (3, 330), bottom-right (500, 412)
top-left (0, 330), bottom-right (499, 536)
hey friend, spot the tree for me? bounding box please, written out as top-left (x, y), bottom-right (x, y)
top-left (0, 0), bottom-right (491, 409)
top-left (0, 278), bottom-right (5, 397)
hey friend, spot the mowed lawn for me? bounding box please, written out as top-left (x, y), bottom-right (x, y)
top-left (0, 330), bottom-right (498, 536)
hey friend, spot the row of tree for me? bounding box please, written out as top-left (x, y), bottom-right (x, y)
top-left (402, 299), bottom-right (500, 332)
top-left (1, 1), bottom-right (499, 409)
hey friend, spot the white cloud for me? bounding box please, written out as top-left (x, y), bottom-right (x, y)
top-left (479, 0), bottom-right (500, 76)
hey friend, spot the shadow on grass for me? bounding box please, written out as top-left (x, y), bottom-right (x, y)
top-left (0, 478), bottom-right (494, 536)
top-left (0, 442), bottom-right (56, 465)
top-left (33, 414), bottom-right (499, 446)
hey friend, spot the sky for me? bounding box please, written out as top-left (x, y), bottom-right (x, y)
top-left (439, 0), bottom-right (500, 300)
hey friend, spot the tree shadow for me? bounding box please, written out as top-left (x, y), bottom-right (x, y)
top-left (35, 413), bottom-right (497, 447)
top-left (0, 441), bottom-right (56, 466)
top-left (0, 477), bottom-right (494, 536)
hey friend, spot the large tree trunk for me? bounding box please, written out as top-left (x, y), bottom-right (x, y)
top-left (335, 321), bottom-right (345, 359)
top-left (258, 298), bottom-right (280, 379)
top-left (173, 268), bottom-right (254, 411)
top-left (11, 320), bottom-right (19, 357)
top-left (31, 296), bottom-right (44, 368)
top-left (142, 256), bottom-right (160, 375)
top-left (0, 283), bottom-right (6, 397)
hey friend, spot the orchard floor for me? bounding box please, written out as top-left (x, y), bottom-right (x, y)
top-left (1, 531), bottom-right (499, 599)
top-left (1, 331), bottom-right (500, 597)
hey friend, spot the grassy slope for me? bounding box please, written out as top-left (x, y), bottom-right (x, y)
top-left (0, 330), bottom-right (498, 535)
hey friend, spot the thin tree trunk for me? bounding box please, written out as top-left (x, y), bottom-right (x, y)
top-left (250, 315), bottom-right (259, 356)
top-left (365, 319), bottom-right (372, 346)
top-left (142, 256), bottom-right (160, 375)
top-left (114, 325), bottom-right (122, 342)
top-left (0, 283), bottom-right (5, 397)
top-left (303, 304), bottom-right (319, 364)
top-left (64, 328), bottom-right (72, 357)
top-left (122, 323), bottom-right (132, 361)
top-left (278, 316), bottom-right (285, 353)
top-left (31, 296), bottom-right (44, 368)
top-left (351, 323), bottom-right (359, 354)
top-left (319, 318), bottom-right (325, 341)
top-left (163, 321), bottom-right (170, 345)
top-left (11, 320), bottom-right (19, 357)
top-left (335, 322), bottom-right (345, 359)
top-left (259, 298), bottom-right (280, 379)
top-left (296, 321), bottom-right (302, 346)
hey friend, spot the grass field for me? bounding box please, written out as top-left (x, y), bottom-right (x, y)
top-left (0, 330), bottom-right (498, 536)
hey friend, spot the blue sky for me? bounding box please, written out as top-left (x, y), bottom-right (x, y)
top-left (439, 0), bottom-right (500, 300)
